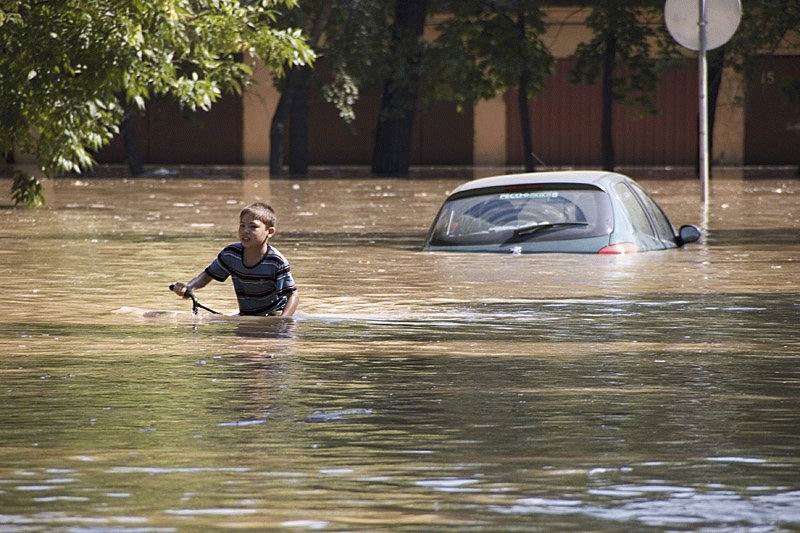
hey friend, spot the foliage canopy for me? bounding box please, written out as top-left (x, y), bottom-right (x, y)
top-left (277, 0), bottom-right (392, 124)
top-left (427, 0), bottom-right (552, 108)
top-left (0, 0), bottom-right (313, 182)
top-left (569, 1), bottom-right (671, 114)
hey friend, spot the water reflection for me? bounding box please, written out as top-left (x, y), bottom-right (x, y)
top-left (0, 171), bottom-right (798, 529)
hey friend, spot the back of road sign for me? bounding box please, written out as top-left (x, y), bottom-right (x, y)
top-left (665, 0), bottom-right (742, 51)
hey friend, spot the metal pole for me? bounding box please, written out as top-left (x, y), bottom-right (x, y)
top-left (698, 0), bottom-right (710, 203)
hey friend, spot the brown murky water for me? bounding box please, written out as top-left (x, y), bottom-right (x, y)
top-left (1, 169), bottom-right (798, 530)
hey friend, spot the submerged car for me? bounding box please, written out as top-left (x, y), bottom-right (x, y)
top-left (424, 171), bottom-right (700, 254)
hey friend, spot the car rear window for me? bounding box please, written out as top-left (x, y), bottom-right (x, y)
top-left (428, 185), bottom-right (613, 247)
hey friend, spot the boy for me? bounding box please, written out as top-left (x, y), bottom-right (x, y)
top-left (171, 202), bottom-right (298, 317)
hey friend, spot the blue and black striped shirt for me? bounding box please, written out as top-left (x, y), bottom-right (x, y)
top-left (205, 243), bottom-right (296, 316)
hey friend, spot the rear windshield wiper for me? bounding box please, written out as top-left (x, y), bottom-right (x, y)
top-left (504, 221), bottom-right (589, 242)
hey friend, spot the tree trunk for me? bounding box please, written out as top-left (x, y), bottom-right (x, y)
top-left (600, 31), bottom-right (616, 171)
top-left (269, 3), bottom-right (332, 176)
top-left (289, 68), bottom-right (312, 175)
top-left (518, 71), bottom-right (536, 172)
top-left (707, 45), bottom-right (726, 164)
top-left (516, 9), bottom-right (536, 172)
top-left (269, 69), bottom-right (301, 176)
top-left (121, 103), bottom-right (144, 176)
top-left (371, 0), bottom-right (428, 176)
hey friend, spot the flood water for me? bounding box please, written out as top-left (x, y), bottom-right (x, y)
top-left (1, 169), bottom-right (798, 530)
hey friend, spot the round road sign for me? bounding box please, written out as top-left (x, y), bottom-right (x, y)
top-left (665, 0), bottom-right (742, 51)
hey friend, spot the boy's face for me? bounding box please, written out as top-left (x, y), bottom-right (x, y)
top-left (239, 212), bottom-right (275, 249)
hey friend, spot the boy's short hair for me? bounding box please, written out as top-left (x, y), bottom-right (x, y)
top-left (240, 202), bottom-right (277, 228)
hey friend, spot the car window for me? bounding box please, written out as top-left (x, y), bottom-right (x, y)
top-left (613, 182), bottom-right (658, 242)
top-left (428, 186), bottom-right (613, 247)
top-left (627, 183), bottom-right (677, 245)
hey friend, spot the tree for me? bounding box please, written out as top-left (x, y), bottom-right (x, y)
top-left (540, 1), bottom-right (800, 172)
top-left (0, 0), bottom-right (313, 206)
top-left (427, 0), bottom-right (552, 172)
top-left (726, 0), bottom-right (800, 69)
top-left (713, 0), bottom-right (800, 162)
top-left (269, 0), bottom-right (389, 176)
top-left (371, 0), bottom-right (429, 176)
top-left (569, 1), bottom-right (667, 171)
top-left (269, 3), bottom-right (331, 176)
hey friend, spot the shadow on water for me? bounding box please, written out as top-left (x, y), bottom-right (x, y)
top-left (4, 291), bottom-right (794, 347)
top-left (707, 228), bottom-right (800, 246)
top-left (300, 293), bottom-right (800, 348)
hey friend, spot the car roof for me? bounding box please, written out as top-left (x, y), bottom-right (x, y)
top-left (450, 170), bottom-right (628, 196)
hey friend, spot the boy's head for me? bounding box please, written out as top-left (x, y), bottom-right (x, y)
top-left (240, 202), bottom-right (276, 229)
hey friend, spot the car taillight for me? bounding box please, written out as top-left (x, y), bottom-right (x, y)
top-left (598, 242), bottom-right (639, 254)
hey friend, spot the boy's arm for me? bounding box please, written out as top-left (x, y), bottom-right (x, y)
top-left (171, 271), bottom-right (213, 297)
top-left (280, 290), bottom-right (299, 317)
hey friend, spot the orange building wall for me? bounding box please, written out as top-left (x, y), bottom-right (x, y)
top-left (90, 8), bottom-right (800, 169)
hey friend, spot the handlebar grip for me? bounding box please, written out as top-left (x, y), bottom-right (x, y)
top-left (169, 284), bottom-right (192, 297)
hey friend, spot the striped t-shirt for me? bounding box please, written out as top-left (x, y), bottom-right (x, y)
top-left (204, 243), bottom-right (296, 316)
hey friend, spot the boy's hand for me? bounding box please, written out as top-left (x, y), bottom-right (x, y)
top-left (170, 282), bottom-right (190, 298)
top-left (170, 273), bottom-right (211, 299)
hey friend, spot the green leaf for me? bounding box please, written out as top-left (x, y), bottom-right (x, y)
top-left (11, 172), bottom-right (45, 208)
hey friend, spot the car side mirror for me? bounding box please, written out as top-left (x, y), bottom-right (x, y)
top-left (677, 224), bottom-right (701, 246)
